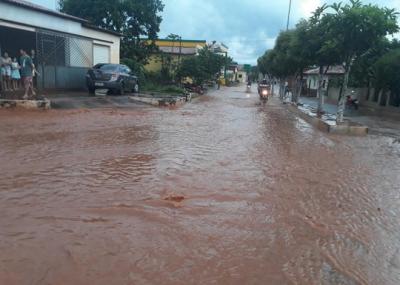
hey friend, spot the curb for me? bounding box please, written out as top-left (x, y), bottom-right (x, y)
top-left (288, 104), bottom-right (368, 136)
top-left (128, 95), bottom-right (188, 107)
top-left (0, 99), bottom-right (51, 110)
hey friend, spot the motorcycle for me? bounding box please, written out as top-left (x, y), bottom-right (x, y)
top-left (246, 83), bottom-right (251, 93)
top-left (346, 95), bottom-right (359, 110)
top-left (258, 80), bottom-right (270, 103)
top-left (259, 87), bottom-right (269, 103)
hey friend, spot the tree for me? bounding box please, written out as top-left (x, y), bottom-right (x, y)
top-left (372, 48), bottom-right (400, 107)
top-left (59, 0), bottom-right (164, 63)
top-left (257, 49), bottom-right (282, 96)
top-left (306, 6), bottom-right (343, 114)
top-left (257, 31), bottom-right (299, 98)
top-left (178, 57), bottom-right (202, 84)
top-left (289, 20), bottom-right (315, 103)
top-left (178, 47), bottom-right (225, 85)
top-left (329, 0), bottom-right (399, 122)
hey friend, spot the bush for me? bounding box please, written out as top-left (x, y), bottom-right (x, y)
top-left (142, 82), bottom-right (185, 95)
top-left (121, 58), bottom-right (146, 85)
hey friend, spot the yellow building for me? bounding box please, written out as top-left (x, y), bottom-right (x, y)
top-left (144, 39), bottom-right (207, 73)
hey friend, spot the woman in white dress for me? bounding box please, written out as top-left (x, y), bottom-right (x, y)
top-left (11, 57), bottom-right (21, 91)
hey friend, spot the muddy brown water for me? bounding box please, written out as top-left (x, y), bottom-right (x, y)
top-left (1, 86), bottom-right (400, 285)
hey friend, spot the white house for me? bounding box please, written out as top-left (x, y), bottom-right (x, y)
top-left (0, 0), bottom-right (120, 90)
top-left (303, 66), bottom-right (345, 97)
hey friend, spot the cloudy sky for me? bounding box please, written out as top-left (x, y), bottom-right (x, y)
top-left (30, 0), bottom-right (400, 64)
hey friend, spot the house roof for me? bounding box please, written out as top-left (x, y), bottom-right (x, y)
top-left (304, 66), bottom-right (345, 75)
top-left (1, 0), bottom-right (121, 36)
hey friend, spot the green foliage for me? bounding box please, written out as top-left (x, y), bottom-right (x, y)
top-left (178, 47), bottom-right (225, 85)
top-left (59, 0), bottom-right (164, 63)
top-left (142, 82), bottom-right (185, 95)
top-left (257, 15), bottom-right (340, 79)
top-left (349, 38), bottom-right (400, 87)
top-left (330, 0), bottom-right (399, 64)
top-left (372, 48), bottom-right (400, 106)
top-left (121, 58), bottom-right (145, 84)
top-left (257, 0), bottom-right (400, 104)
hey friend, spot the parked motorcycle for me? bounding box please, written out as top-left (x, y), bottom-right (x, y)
top-left (184, 83), bottom-right (204, 95)
top-left (346, 95), bottom-right (359, 110)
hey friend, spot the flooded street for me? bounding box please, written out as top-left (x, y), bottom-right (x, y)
top-left (1, 86), bottom-right (400, 285)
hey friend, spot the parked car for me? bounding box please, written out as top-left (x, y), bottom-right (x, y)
top-left (86, 63), bottom-right (139, 95)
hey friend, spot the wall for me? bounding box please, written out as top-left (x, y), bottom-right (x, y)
top-left (154, 40), bottom-right (206, 49)
top-left (236, 71), bottom-right (247, 83)
top-left (145, 55), bottom-right (162, 72)
top-left (325, 87), bottom-right (366, 102)
top-left (83, 28), bottom-right (120, 64)
top-left (359, 88), bottom-right (400, 116)
top-left (306, 74), bottom-right (329, 90)
top-left (325, 86), bottom-right (400, 116)
top-left (144, 54), bottom-right (192, 73)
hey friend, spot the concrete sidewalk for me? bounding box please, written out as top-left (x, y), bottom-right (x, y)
top-left (299, 97), bottom-right (353, 116)
top-left (299, 97), bottom-right (400, 139)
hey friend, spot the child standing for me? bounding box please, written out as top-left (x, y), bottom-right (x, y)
top-left (11, 57), bottom-right (21, 91)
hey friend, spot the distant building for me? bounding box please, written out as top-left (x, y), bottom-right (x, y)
top-left (0, 0), bottom-right (121, 90)
top-left (144, 39), bottom-right (207, 73)
top-left (208, 41), bottom-right (229, 56)
top-left (236, 65), bottom-right (248, 83)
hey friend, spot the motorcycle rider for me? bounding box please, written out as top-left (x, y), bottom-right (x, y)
top-left (346, 95), bottom-right (359, 110)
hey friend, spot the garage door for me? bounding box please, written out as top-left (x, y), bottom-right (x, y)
top-left (93, 44), bottom-right (110, 65)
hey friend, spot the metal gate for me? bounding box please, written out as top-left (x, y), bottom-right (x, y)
top-left (36, 29), bottom-right (93, 90)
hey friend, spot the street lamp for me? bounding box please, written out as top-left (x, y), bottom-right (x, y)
top-left (286, 0), bottom-right (292, 31)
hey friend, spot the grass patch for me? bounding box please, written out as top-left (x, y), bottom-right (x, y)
top-left (142, 83), bottom-right (185, 95)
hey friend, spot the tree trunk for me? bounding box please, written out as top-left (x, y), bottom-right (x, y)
top-left (279, 80), bottom-right (285, 100)
top-left (317, 66), bottom-right (324, 115)
top-left (271, 82), bottom-right (275, 96)
top-left (336, 64), bottom-right (351, 123)
top-left (294, 73), bottom-right (303, 104)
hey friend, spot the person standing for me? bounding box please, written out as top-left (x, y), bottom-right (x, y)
top-left (11, 57), bottom-right (21, 91)
top-left (1, 52), bottom-right (12, 91)
top-left (19, 49), bottom-right (36, 99)
top-left (0, 55), bottom-right (3, 97)
top-left (30, 49), bottom-right (38, 88)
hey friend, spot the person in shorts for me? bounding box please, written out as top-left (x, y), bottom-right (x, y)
top-left (19, 49), bottom-right (36, 99)
top-left (11, 57), bottom-right (21, 91)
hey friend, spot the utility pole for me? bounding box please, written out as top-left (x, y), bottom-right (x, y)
top-left (286, 0), bottom-right (292, 31)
